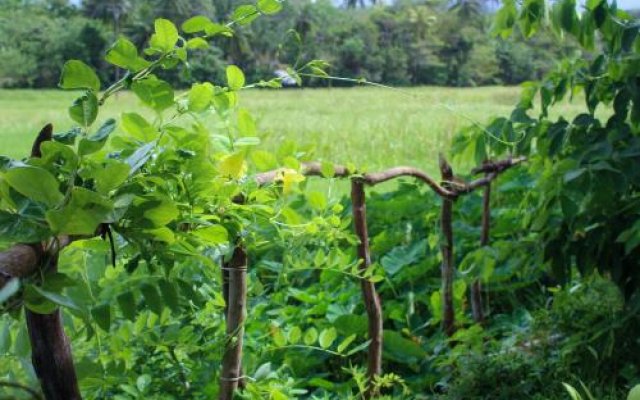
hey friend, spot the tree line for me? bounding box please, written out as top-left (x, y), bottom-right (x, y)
top-left (0, 0), bottom-right (595, 88)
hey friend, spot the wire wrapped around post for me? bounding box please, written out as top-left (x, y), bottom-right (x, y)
top-left (350, 178), bottom-right (383, 399)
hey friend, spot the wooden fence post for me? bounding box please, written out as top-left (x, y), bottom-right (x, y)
top-left (439, 156), bottom-right (456, 337)
top-left (219, 245), bottom-right (248, 400)
top-left (471, 179), bottom-right (490, 324)
top-left (351, 179), bottom-right (383, 398)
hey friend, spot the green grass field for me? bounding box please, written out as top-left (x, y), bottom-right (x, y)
top-left (0, 87), bottom-right (586, 173)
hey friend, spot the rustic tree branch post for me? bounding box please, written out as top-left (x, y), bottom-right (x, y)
top-left (24, 124), bottom-right (82, 400)
top-left (219, 245), bottom-right (248, 400)
top-left (439, 155), bottom-right (456, 337)
top-left (470, 176), bottom-right (491, 325)
top-left (351, 178), bottom-right (383, 399)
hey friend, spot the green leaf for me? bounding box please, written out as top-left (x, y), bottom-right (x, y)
top-left (143, 199), bottom-right (179, 226)
top-left (237, 108), bottom-right (256, 136)
top-left (186, 37), bottom-right (210, 50)
top-left (320, 161), bottom-right (335, 178)
top-left (69, 91), bottom-right (98, 126)
top-left (188, 82), bottom-right (214, 112)
top-left (232, 5), bottom-right (259, 25)
top-left (205, 23), bottom-right (233, 37)
top-left (193, 225), bottom-right (228, 245)
top-left (78, 118), bottom-right (116, 156)
top-left (218, 152), bottom-right (246, 178)
top-left (288, 326), bottom-right (302, 344)
top-left (105, 37), bottom-right (150, 72)
top-left (23, 285), bottom-right (57, 314)
top-left (91, 304), bottom-right (111, 332)
top-left (117, 291), bottom-right (137, 320)
top-left (182, 16), bottom-right (214, 33)
top-left (251, 150), bottom-right (278, 171)
top-left (257, 0), bottom-right (282, 15)
top-left (93, 160), bottom-right (131, 195)
top-left (272, 328), bottom-right (287, 347)
top-left (158, 279), bottom-right (179, 313)
top-left (337, 334), bottom-right (357, 353)
top-left (59, 60), bottom-right (100, 92)
top-left (319, 327), bottom-right (337, 349)
top-left (121, 113), bottom-right (158, 142)
top-left (29, 284), bottom-right (81, 311)
top-left (303, 327), bottom-right (318, 345)
top-left (46, 188), bottom-right (113, 235)
top-left (3, 166), bottom-right (63, 207)
top-left (383, 330), bottom-right (426, 364)
top-left (132, 76), bottom-right (174, 112)
top-left (140, 284), bottom-right (163, 315)
top-left (0, 210), bottom-right (52, 243)
top-left (150, 19), bottom-right (179, 52)
top-left (226, 65), bottom-right (245, 91)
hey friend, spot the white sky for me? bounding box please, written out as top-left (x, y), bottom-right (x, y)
top-left (578, 0), bottom-right (639, 10)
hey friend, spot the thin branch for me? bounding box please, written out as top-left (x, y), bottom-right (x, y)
top-left (0, 380), bottom-right (44, 400)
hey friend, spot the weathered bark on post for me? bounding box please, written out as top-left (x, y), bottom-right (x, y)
top-left (25, 250), bottom-right (82, 400)
top-left (351, 179), bottom-right (383, 399)
top-left (471, 180), bottom-right (490, 324)
top-left (219, 245), bottom-right (248, 400)
top-left (21, 124), bottom-right (82, 400)
top-left (439, 156), bottom-right (456, 337)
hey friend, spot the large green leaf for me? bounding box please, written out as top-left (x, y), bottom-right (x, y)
top-left (3, 166), bottom-right (63, 207)
top-left (69, 92), bottom-right (98, 127)
top-left (132, 76), bottom-right (174, 112)
top-left (105, 37), bottom-right (150, 72)
top-left (46, 187), bottom-right (113, 235)
top-left (257, 0), bottom-right (282, 15)
top-left (182, 16), bottom-right (214, 33)
top-left (59, 60), bottom-right (100, 92)
top-left (149, 19), bottom-right (179, 52)
top-left (226, 65), bottom-right (245, 91)
top-left (121, 113), bottom-right (158, 142)
top-left (140, 284), bottom-right (163, 315)
top-left (0, 210), bottom-right (51, 243)
top-left (78, 118), bottom-right (116, 156)
top-left (383, 330), bottom-right (427, 364)
top-left (91, 304), bottom-right (111, 332)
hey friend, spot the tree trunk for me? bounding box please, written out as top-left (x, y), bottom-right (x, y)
top-left (439, 156), bottom-right (456, 337)
top-left (351, 179), bottom-right (383, 399)
top-left (219, 246), bottom-right (247, 400)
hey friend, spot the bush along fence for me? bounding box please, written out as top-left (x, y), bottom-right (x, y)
top-left (203, 159), bottom-right (526, 398)
top-left (0, 126), bottom-right (524, 399)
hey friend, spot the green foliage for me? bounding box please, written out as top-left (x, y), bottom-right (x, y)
top-left (0, 0), bottom-right (581, 88)
top-left (453, 0), bottom-right (640, 296)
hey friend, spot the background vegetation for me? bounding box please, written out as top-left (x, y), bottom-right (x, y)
top-left (1, 0), bottom-right (587, 88)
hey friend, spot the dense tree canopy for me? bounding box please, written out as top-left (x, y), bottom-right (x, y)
top-left (0, 0), bottom-right (585, 88)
